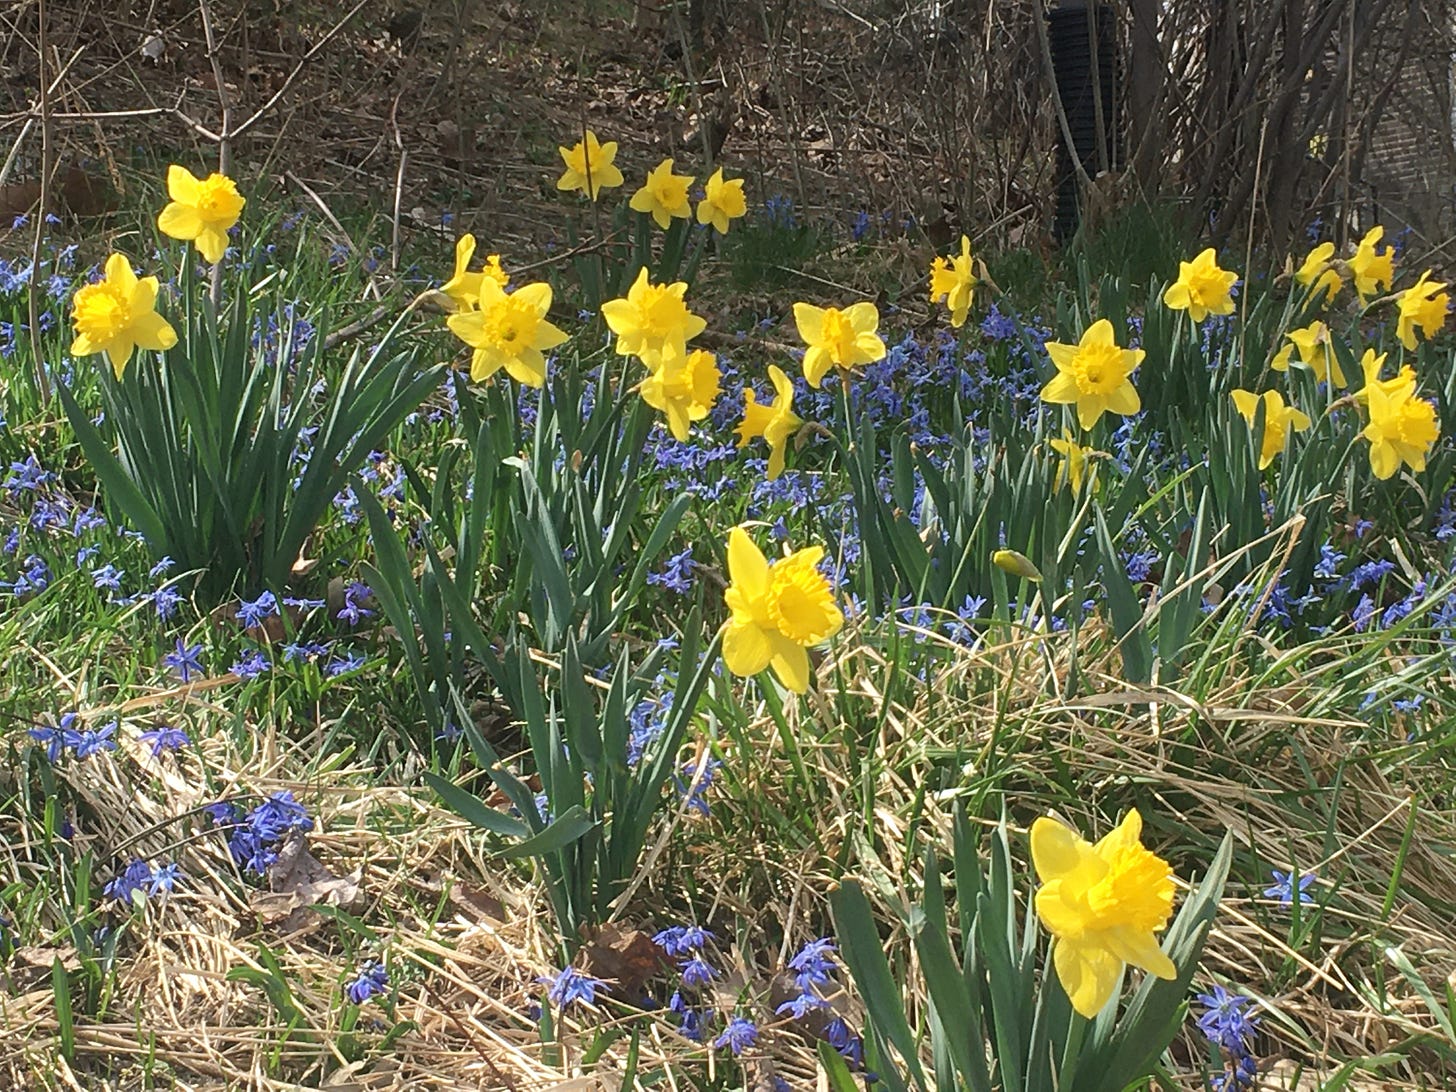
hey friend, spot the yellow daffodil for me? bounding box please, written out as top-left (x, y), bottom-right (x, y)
top-left (1356, 347), bottom-right (1389, 397)
top-left (1031, 809), bottom-right (1178, 1018)
top-left (736, 364), bottom-right (803, 480)
top-left (1294, 241), bottom-right (1342, 303)
top-left (793, 301), bottom-right (887, 388)
top-left (1271, 321), bottom-right (1345, 386)
top-left (1349, 225), bottom-right (1395, 302)
top-left (440, 233), bottom-right (508, 312)
top-left (601, 267), bottom-right (707, 368)
top-left (556, 130), bottom-right (624, 200)
top-left (696, 167), bottom-right (747, 234)
top-left (640, 348), bottom-right (721, 441)
top-left (70, 253), bottom-right (179, 379)
top-left (446, 279), bottom-right (567, 387)
top-left (1396, 270), bottom-right (1449, 350)
top-left (1161, 248), bottom-right (1238, 323)
top-left (721, 525), bottom-right (843, 693)
top-left (1049, 428), bottom-right (1094, 493)
top-left (1360, 365), bottom-right (1439, 479)
top-left (629, 157), bottom-right (694, 229)
top-left (157, 164), bottom-right (245, 264)
top-left (992, 549), bottom-right (1042, 582)
top-left (929, 235), bottom-right (977, 328)
top-left (1039, 319), bottom-right (1143, 431)
top-left (1231, 388), bottom-right (1311, 469)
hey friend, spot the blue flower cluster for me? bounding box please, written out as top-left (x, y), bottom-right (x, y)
top-left (104, 859), bottom-right (182, 902)
top-left (1196, 984), bottom-right (1259, 1090)
top-left (203, 792), bottom-right (315, 876)
top-left (775, 937), bottom-right (868, 1070)
top-left (346, 959), bottom-right (390, 1005)
top-left (540, 965), bottom-right (607, 1010)
top-left (29, 714), bottom-right (117, 761)
top-left (654, 924), bottom-right (720, 1041)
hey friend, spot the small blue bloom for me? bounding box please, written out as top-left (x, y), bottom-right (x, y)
top-left (1262, 869), bottom-right (1315, 906)
top-left (163, 638), bottom-right (205, 682)
top-left (713, 1015), bottom-right (759, 1055)
top-left (541, 966), bottom-right (607, 1009)
top-left (139, 723), bottom-right (191, 756)
top-left (346, 960), bottom-right (389, 1004)
top-left (680, 955), bottom-right (718, 987)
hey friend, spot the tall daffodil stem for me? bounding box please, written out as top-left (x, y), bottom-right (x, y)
top-left (1058, 1009), bottom-right (1088, 1086)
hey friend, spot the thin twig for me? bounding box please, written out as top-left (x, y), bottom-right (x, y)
top-left (389, 93), bottom-right (406, 275)
top-left (0, 46), bottom-right (82, 191)
top-left (26, 0), bottom-right (53, 404)
top-left (229, 0), bottom-right (370, 141)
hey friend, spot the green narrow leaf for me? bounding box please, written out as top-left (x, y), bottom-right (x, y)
top-left (422, 771), bottom-right (530, 840)
top-left (830, 879), bottom-right (929, 1091)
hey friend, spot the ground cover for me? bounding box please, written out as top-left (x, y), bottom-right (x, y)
top-left (2, 116), bottom-right (1456, 1092)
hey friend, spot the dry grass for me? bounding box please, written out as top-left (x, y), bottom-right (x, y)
top-left (6, 611), bottom-right (1451, 1088)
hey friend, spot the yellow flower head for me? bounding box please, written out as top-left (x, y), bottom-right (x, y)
top-left (157, 164), bottom-right (245, 264)
top-left (736, 364), bottom-right (804, 480)
top-left (70, 253), bottom-right (179, 379)
top-left (1161, 248), bottom-right (1238, 323)
top-left (600, 267), bottom-right (707, 368)
top-left (446, 279), bottom-right (568, 388)
top-left (1271, 321), bottom-right (1345, 386)
top-left (1031, 809), bottom-right (1178, 1018)
top-left (556, 130), bottom-right (625, 200)
top-left (992, 549), bottom-right (1042, 582)
top-left (793, 301), bottom-right (887, 388)
top-left (1356, 347), bottom-right (1391, 398)
top-left (696, 167), bottom-right (747, 235)
top-left (1361, 366), bottom-right (1439, 480)
top-left (721, 525), bottom-right (843, 693)
top-left (929, 235), bottom-right (977, 328)
top-left (629, 157), bottom-right (694, 229)
top-left (1294, 241), bottom-right (1342, 303)
top-left (1396, 270), bottom-right (1449, 351)
top-left (1049, 428), bottom-right (1095, 493)
top-left (1349, 226), bottom-right (1395, 302)
top-left (1231, 388), bottom-right (1312, 470)
top-left (1039, 319), bottom-right (1144, 431)
top-left (640, 348), bottom-right (721, 441)
top-left (440, 233), bottom-right (509, 312)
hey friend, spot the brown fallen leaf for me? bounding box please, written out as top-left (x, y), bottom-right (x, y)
top-left (579, 922), bottom-right (671, 1001)
top-left (251, 831), bottom-right (363, 926)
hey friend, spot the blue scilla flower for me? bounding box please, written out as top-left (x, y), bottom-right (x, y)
top-left (680, 955), bottom-right (718, 988)
top-left (775, 990), bottom-right (830, 1019)
top-left (163, 639), bottom-right (205, 682)
top-left (788, 936), bottom-right (838, 992)
top-left (139, 723), bottom-right (191, 757)
top-left (230, 649), bottom-right (270, 678)
top-left (326, 651), bottom-right (368, 676)
top-left (73, 721), bottom-right (118, 759)
top-left (146, 862), bottom-right (181, 895)
top-left (237, 591), bottom-right (278, 629)
top-left (713, 1015), bottom-right (758, 1056)
top-left (645, 548), bottom-right (695, 595)
top-left (825, 1016), bottom-right (865, 1064)
top-left (104, 860), bottom-right (155, 902)
top-left (674, 758), bottom-right (721, 817)
top-left (1196, 984), bottom-right (1259, 1052)
top-left (1263, 869), bottom-right (1315, 906)
top-left (153, 585), bottom-right (183, 620)
top-left (654, 924), bottom-right (707, 958)
top-left (541, 966), bottom-right (606, 1009)
top-left (346, 960), bottom-right (389, 1004)
top-left (336, 581), bottom-right (374, 626)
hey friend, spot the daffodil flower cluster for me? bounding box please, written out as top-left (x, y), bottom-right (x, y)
top-left (69, 163), bottom-right (246, 378)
